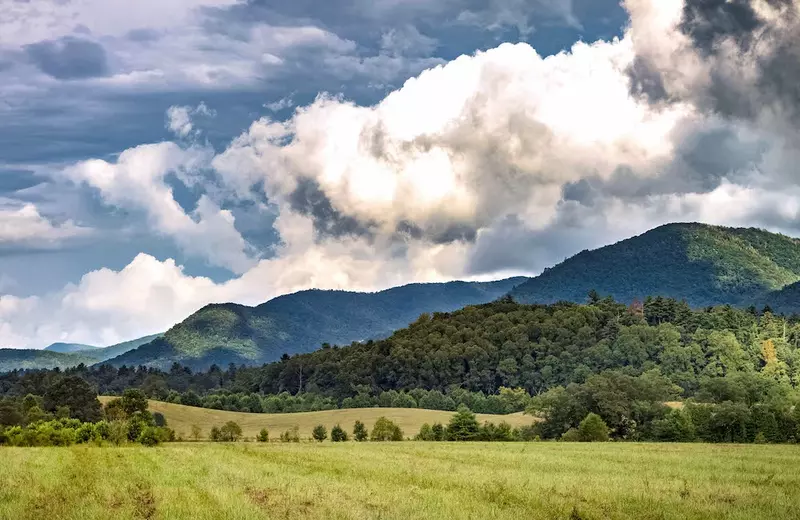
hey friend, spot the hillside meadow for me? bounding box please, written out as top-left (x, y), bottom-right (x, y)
top-left (1, 442), bottom-right (798, 520)
top-left (98, 398), bottom-right (533, 439)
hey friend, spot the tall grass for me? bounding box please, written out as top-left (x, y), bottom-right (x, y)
top-left (1, 443), bottom-right (798, 519)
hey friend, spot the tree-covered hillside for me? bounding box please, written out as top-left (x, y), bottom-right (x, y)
top-left (106, 279), bottom-right (527, 370)
top-left (0, 334), bottom-right (162, 372)
top-left (511, 223), bottom-right (800, 309)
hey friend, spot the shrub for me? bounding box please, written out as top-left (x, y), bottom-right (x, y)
top-left (93, 421), bottom-right (112, 441)
top-left (431, 423), bottom-right (446, 441)
top-left (219, 421), bottom-right (243, 442)
top-left (578, 413), bottom-right (610, 442)
top-left (370, 417), bottom-right (403, 441)
top-left (416, 423), bottom-right (435, 441)
top-left (561, 428), bottom-right (581, 442)
top-left (652, 409), bottom-right (696, 442)
top-left (312, 425), bottom-right (328, 442)
top-left (353, 421), bottom-right (368, 442)
top-left (257, 428), bottom-right (270, 442)
top-left (153, 412), bottom-right (167, 427)
top-left (280, 426), bottom-right (300, 443)
top-left (209, 426), bottom-right (222, 442)
top-left (331, 424), bottom-right (348, 442)
top-left (110, 421), bottom-right (129, 445)
top-left (138, 427), bottom-right (162, 447)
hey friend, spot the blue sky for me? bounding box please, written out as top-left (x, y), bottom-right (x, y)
top-left (1, 0), bottom-right (799, 347)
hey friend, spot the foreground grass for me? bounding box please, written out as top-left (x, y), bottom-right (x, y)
top-left (97, 398), bottom-right (534, 439)
top-left (1, 443), bottom-right (799, 519)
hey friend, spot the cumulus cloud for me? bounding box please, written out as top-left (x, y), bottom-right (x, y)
top-left (166, 102), bottom-right (214, 138)
top-left (65, 142), bottom-right (255, 273)
top-left (7, 0), bottom-right (800, 347)
top-left (0, 203), bottom-right (90, 247)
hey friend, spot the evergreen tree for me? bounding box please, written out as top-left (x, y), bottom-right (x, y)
top-left (447, 406), bottom-right (481, 441)
top-left (312, 424), bottom-right (328, 442)
top-left (353, 420), bottom-right (368, 442)
top-left (331, 424), bottom-right (348, 442)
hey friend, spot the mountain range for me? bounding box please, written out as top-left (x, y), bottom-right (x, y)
top-left (0, 334), bottom-right (162, 373)
top-left (2, 222), bottom-right (800, 373)
top-left (106, 278), bottom-right (527, 370)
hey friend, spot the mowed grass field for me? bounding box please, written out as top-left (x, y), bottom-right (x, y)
top-left (1, 442), bottom-right (799, 519)
top-left (97, 398), bottom-right (534, 439)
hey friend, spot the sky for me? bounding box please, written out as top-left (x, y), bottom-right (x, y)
top-left (2, 0), bottom-right (800, 348)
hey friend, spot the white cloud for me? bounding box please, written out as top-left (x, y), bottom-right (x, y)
top-left (65, 142), bottom-right (255, 273)
top-left (0, 203), bottom-right (89, 246)
top-left (7, 0), bottom-right (800, 349)
top-left (166, 102), bottom-right (214, 138)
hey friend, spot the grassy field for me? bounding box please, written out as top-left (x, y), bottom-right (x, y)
top-left (97, 398), bottom-right (534, 439)
top-left (1, 442), bottom-right (799, 519)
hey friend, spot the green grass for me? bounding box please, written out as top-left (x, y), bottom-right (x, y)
top-left (1, 443), bottom-right (799, 519)
top-left (98, 398), bottom-right (534, 439)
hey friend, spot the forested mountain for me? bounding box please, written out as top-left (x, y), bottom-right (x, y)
top-left (765, 282), bottom-right (800, 316)
top-left (0, 349), bottom-right (98, 373)
top-left (6, 296), bottom-right (799, 443)
top-left (511, 223), bottom-right (800, 309)
top-left (0, 334), bottom-right (162, 372)
top-left (105, 279), bottom-right (527, 370)
top-left (44, 343), bottom-right (97, 354)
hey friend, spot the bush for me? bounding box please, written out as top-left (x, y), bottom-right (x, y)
top-left (219, 421), bottom-right (243, 442)
top-left (331, 424), bottom-right (348, 442)
top-left (370, 417), bottom-right (403, 441)
top-left (312, 425), bottom-right (327, 442)
top-left (353, 421), bottom-right (368, 442)
top-left (431, 423), bottom-right (446, 441)
top-left (416, 423), bottom-right (435, 441)
top-left (257, 428), bottom-right (270, 442)
top-left (153, 412), bottom-right (167, 427)
top-left (578, 413), bottom-right (610, 442)
top-left (209, 426), bottom-right (222, 442)
top-left (280, 426), bottom-right (300, 443)
top-left (138, 427), bottom-right (162, 447)
top-left (561, 428), bottom-right (582, 442)
top-left (652, 409), bottom-right (696, 442)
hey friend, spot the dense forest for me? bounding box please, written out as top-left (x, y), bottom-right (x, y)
top-left (511, 223), bottom-right (800, 310)
top-left (2, 294), bottom-right (800, 443)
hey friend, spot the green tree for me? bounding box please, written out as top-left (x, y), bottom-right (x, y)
top-left (209, 426), bottom-right (222, 442)
top-left (652, 409), bottom-right (696, 442)
top-left (190, 424), bottom-right (202, 441)
top-left (42, 376), bottom-right (102, 423)
top-left (331, 424), bottom-right (348, 442)
top-left (219, 421), bottom-right (243, 442)
top-left (138, 427), bottom-right (162, 447)
top-left (431, 423), bottom-right (446, 441)
top-left (370, 417), bottom-right (403, 441)
top-left (578, 413), bottom-right (610, 442)
top-left (120, 389), bottom-right (149, 417)
top-left (256, 428), bottom-right (270, 442)
top-left (447, 406), bottom-right (481, 441)
top-left (416, 423), bottom-right (435, 441)
top-left (312, 424), bottom-right (328, 442)
top-left (353, 420), bottom-right (368, 442)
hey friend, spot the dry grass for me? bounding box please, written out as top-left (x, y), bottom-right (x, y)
top-left (98, 397), bottom-right (535, 439)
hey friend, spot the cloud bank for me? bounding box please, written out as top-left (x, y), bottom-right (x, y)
top-left (4, 0), bottom-right (800, 348)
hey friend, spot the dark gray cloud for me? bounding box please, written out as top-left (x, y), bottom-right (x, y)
top-left (630, 0), bottom-right (800, 126)
top-left (23, 36), bottom-right (109, 80)
top-left (288, 178), bottom-right (375, 238)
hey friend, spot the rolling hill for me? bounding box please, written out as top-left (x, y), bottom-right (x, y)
top-left (106, 278), bottom-right (527, 370)
top-left (0, 334), bottom-right (163, 372)
top-left (511, 223), bottom-right (800, 309)
top-left (97, 397), bottom-right (534, 440)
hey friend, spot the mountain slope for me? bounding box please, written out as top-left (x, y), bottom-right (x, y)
top-left (764, 282), bottom-right (800, 315)
top-left (511, 223), bottom-right (800, 308)
top-left (0, 334), bottom-right (163, 373)
top-left (107, 278), bottom-right (527, 370)
top-left (0, 349), bottom-right (97, 372)
top-left (45, 342), bottom-right (97, 354)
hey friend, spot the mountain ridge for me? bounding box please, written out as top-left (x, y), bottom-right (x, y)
top-left (511, 222), bottom-right (800, 308)
top-left (106, 278), bottom-right (528, 370)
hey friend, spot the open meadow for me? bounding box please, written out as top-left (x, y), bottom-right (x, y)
top-left (1, 442), bottom-right (799, 520)
top-left (97, 398), bottom-right (534, 439)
